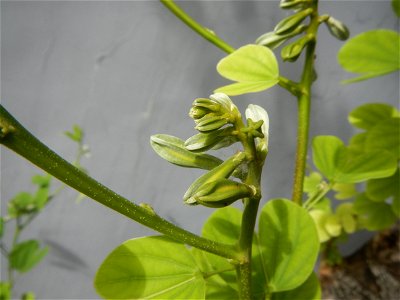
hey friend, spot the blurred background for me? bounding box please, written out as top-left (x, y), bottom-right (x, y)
top-left (1, 0), bottom-right (398, 298)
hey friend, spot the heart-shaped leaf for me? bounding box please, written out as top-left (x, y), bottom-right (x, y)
top-left (338, 29), bottom-right (400, 83)
top-left (215, 44), bottom-right (279, 96)
top-left (95, 236), bottom-right (205, 299)
top-left (365, 117), bottom-right (400, 159)
top-left (259, 199), bottom-right (319, 292)
top-left (9, 240), bottom-right (48, 273)
top-left (348, 103), bottom-right (399, 130)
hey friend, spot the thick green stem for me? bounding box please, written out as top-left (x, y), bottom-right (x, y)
top-left (0, 105), bottom-right (239, 261)
top-left (291, 2), bottom-right (320, 205)
top-left (160, 0), bottom-right (235, 54)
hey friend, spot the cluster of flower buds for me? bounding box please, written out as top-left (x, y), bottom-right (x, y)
top-left (151, 93), bottom-right (269, 209)
top-left (256, 0), bottom-right (349, 62)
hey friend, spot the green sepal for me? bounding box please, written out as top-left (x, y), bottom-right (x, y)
top-left (187, 178), bottom-right (255, 208)
top-left (324, 16), bottom-right (350, 41)
top-left (256, 25), bottom-right (307, 49)
top-left (150, 134), bottom-right (222, 170)
top-left (183, 152), bottom-right (246, 202)
top-left (185, 127), bottom-right (238, 153)
top-left (281, 34), bottom-right (313, 62)
top-left (274, 8), bottom-right (313, 35)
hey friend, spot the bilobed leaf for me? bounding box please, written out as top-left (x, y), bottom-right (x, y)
top-left (338, 30), bottom-right (400, 83)
top-left (365, 117), bottom-right (400, 159)
top-left (271, 272), bottom-right (321, 300)
top-left (259, 199), bottom-right (319, 292)
top-left (31, 174), bottom-right (51, 187)
top-left (312, 136), bottom-right (397, 183)
top-left (312, 136), bottom-right (346, 181)
top-left (348, 132), bottom-right (367, 155)
top-left (353, 193), bottom-right (397, 231)
top-left (0, 282), bottom-right (11, 300)
top-left (348, 103), bottom-right (398, 130)
top-left (332, 183), bottom-right (357, 200)
top-left (95, 236), bottom-right (205, 299)
top-left (215, 44), bottom-right (279, 96)
top-left (366, 169), bottom-right (399, 202)
top-left (309, 209), bottom-right (331, 243)
top-left (150, 134), bottom-right (222, 170)
top-left (9, 240), bottom-right (48, 273)
top-left (303, 172), bottom-right (323, 195)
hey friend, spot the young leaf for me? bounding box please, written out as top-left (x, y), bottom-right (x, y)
top-left (259, 199), bottom-right (319, 292)
top-left (338, 29), bottom-right (400, 83)
top-left (347, 132), bottom-right (367, 155)
top-left (95, 236), bottom-right (205, 299)
top-left (332, 183), bottom-right (357, 200)
top-left (366, 169), bottom-right (399, 202)
top-left (271, 272), bottom-right (321, 300)
top-left (309, 209), bottom-right (332, 243)
top-left (303, 172), bottom-right (323, 195)
top-left (7, 192), bottom-right (36, 217)
top-left (9, 240), bottom-right (48, 273)
top-left (150, 134), bottom-right (223, 170)
top-left (365, 117), bottom-right (400, 159)
top-left (215, 44), bottom-right (279, 96)
top-left (393, 0), bottom-right (400, 17)
top-left (64, 124), bottom-right (83, 143)
top-left (348, 103), bottom-right (398, 130)
top-left (31, 174), bottom-right (51, 188)
top-left (353, 193), bottom-right (397, 231)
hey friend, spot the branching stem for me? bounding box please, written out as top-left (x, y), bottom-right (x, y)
top-left (0, 106), bottom-right (240, 261)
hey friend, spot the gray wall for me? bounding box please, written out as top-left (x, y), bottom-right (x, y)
top-left (1, 1), bottom-right (398, 299)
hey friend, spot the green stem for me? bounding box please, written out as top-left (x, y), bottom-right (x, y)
top-left (160, 0), bottom-right (235, 54)
top-left (291, 2), bottom-right (320, 205)
top-left (0, 105), bottom-right (240, 261)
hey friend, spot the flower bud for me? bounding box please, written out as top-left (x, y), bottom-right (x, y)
top-left (281, 34), bottom-right (314, 62)
top-left (195, 115), bottom-right (228, 132)
top-left (274, 8), bottom-right (313, 35)
top-left (185, 127), bottom-right (238, 152)
top-left (325, 16), bottom-right (350, 41)
top-left (186, 179), bottom-right (255, 208)
top-left (184, 151), bottom-right (246, 202)
top-left (280, 0), bottom-right (312, 10)
top-left (256, 25), bottom-right (307, 49)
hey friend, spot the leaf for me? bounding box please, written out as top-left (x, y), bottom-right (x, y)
top-left (95, 236), bottom-right (205, 299)
top-left (348, 103), bottom-right (398, 130)
top-left (22, 292), bottom-right (35, 300)
top-left (347, 132), bottom-right (367, 155)
top-left (303, 172), bottom-right (323, 195)
top-left (7, 192), bottom-right (35, 217)
top-left (259, 199), bottom-right (319, 292)
top-left (201, 207), bottom-right (267, 297)
top-left (0, 282), bottom-right (11, 300)
top-left (9, 240), bottom-right (48, 273)
top-left (366, 169), bottom-right (399, 202)
top-left (353, 193), bottom-right (397, 231)
top-left (150, 134), bottom-right (222, 170)
top-left (215, 44), bottom-right (279, 96)
top-left (312, 136), bottom-right (397, 183)
top-left (31, 174), bottom-right (51, 188)
top-left (64, 125), bottom-right (83, 143)
top-left (271, 272), bottom-right (321, 300)
top-left (338, 29), bottom-right (400, 83)
top-left (332, 183), bottom-right (357, 200)
top-left (365, 117), bottom-right (400, 159)
top-left (33, 186), bottom-right (49, 210)
top-left (393, 0), bottom-right (400, 17)
top-left (309, 209), bottom-right (331, 243)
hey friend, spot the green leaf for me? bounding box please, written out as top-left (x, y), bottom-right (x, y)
top-left (393, 0), bottom-right (400, 17)
top-left (31, 174), bottom-right (51, 188)
top-left (215, 44), bottom-right (279, 96)
top-left (303, 172), bottom-right (323, 195)
top-left (64, 125), bottom-right (83, 143)
top-left (33, 186), bottom-right (49, 210)
top-left (0, 282), bottom-right (11, 300)
top-left (332, 183), bottom-right (357, 200)
top-left (95, 236), bottom-right (205, 299)
top-left (392, 193), bottom-right (400, 217)
top-left (366, 169), bottom-right (399, 202)
top-left (150, 134), bottom-right (223, 170)
top-left (21, 292), bottom-right (35, 300)
top-left (348, 103), bottom-right (398, 130)
top-left (312, 136), bottom-right (346, 181)
top-left (347, 132), bottom-right (367, 155)
top-left (353, 193), bottom-right (397, 230)
top-left (309, 209), bottom-right (331, 243)
top-left (338, 29), bottom-right (400, 83)
top-left (271, 272), bottom-right (321, 300)
top-left (259, 199), bottom-right (319, 292)
top-left (8, 192), bottom-right (35, 217)
top-left (9, 240), bottom-right (48, 273)
top-left (365, 117), bottom-right (400, 159)
top-left (201, 207), bottom-right (267, 298)
top-left (312, 136), bottom-right (397, 183)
